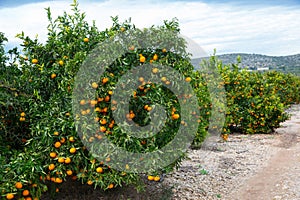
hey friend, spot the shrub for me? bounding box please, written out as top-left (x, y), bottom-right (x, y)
top-left (0, 1), bottom-right (206, 199)
top-left (218, 55), bottom-right (294, 134)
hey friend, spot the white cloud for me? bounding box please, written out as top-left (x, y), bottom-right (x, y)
top-left (0, 0), bottom-right (299, 56)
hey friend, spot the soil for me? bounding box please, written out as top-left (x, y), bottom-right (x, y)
top-left (41, 104), bottom-right (300, 200)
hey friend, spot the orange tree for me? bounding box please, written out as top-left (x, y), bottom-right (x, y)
top-left (217, 55), bottom-right (299, 134)
top-left (0, 33), bottom-right (31, 148)
top-left (264, 71), bottom-right (300, 105)
top-left (0, 1), bottom-right (208, 199)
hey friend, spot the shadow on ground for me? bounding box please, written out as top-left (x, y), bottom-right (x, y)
top-left (41, 177), bottom-right (174, 200)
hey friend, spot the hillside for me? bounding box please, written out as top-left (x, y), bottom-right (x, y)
top-left (191, 53), bottom-right (300, 76)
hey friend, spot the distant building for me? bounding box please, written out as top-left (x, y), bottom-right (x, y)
top-left (256, 67), bottom-right (269, 71)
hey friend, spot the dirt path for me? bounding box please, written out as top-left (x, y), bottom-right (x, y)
top-left (232, 144), bottom-right (300, 200)
top-left (157, 104), bottom-right (300, 200)
top-left (228, 105), bottom-right (300, 200)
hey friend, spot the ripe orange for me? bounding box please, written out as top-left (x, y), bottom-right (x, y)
top-left (53, 131), bottom-right (59, 136)
top-left (32, 58), bottom-right (38, 64)
top-left (100, 119), bottom-right (107, 125)
top-left (100, 126), bottom-right (106, 133)
top-left (139, 85), bottom-right (144, 90)
top-left (139, 77), bottom-right (144, 82)
top-left (51, 73), bottom-right (56, 79)
top-left (102, 107), bottom-right (108, 113)
top-left (91, 82), bottom-right (98, 89)
top-left (102, 77), bottom-right (109, 84)
top-left (162, 48), bottom-right (167, 53)
top-left (20, 112), bottom-right (26, 117)
top-left (104, 95), bottom-right (110, 102)
top-left (69, 136), bottom-right (75, 142)
top-left (69, 147), bottom-right (76, 154)
top-left (87, 180), bottom-right (93, 185)
top-left (97, 134), bottom-right (103, 139)
top-left (98, 97), bottom-right (104, 102)
top-left (64, 157), bottom-right (71, 164)
top-left (19, 117), bottom-right (25, 122)
top-left (140, 56), bottom-right (146, 63)
top-left (25, 197), bottom-right (32, 200)
top-left (128, 112), bottom-right (135, 119)
top-left (60, 137), bottom-right (66, 143)
top-left (94, 107), bottom-right (101, 112)
top-left (120, 27), bottom-right (126, 32)
top-left (185, 77), bottom-right (192, 82)
top-left (83, 37), bottom-right (89, 42)
top-left (94, 117), bottom-right (100, 122)
top-left (58, 157), bottom-right (65, 163)
top-left (221, 134), bottom-right (229, 141)
top-left (129, 45), bottom-right (135, 51)
top-left (90, 100), bottom-right (98, 106)
top-left (108, 90), bottom-right (113, 95)
top-left (96, 167), bottom-right (103, 173)
top-left (58, 60), bottom-right (64, 66)
top-left (147, 175), bottom-right (154, 181)
top-left (172, 113), bottom-right (180, 120)
top-left (48, 163), bottom-right (55, 171)
top-left (80, 100), bottom-right (86, 105)
top-left (108, 183), bottom-right (114, 189)
top-left (153, 54), bottom-right (158, 61)
top-left (22, 189), bottom-right (30, 196)
top-left (152, 68), bottom-right (158, 74)
top-left (154, 176), bottom-right (160, 182)
top-left (147, 106), bottom-right (152, 112)
top-left (66, 170), bottom-right (73, 176)
top-left (111, 100), bottom-right (118, 105)
top-left (6, 193), bottom-right (14, 200)
top-left (54, 141), bottom-right (61, 148)
top-left (55, 177), bottom-right (63, 183)
top-left (15, 182), bottom-right (23, 189)
top-left (161, 77), bottom-right (167, 82)
top-left (50, 152), bottom-right (57, 158)
top-left (88, 137), bottom-right (95, 143)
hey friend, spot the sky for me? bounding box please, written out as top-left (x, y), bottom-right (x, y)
top-left (0, 0), bottom-right (300, 57)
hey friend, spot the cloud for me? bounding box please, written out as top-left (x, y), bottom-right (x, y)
top-left (0, 0), bottom-right (299, 56)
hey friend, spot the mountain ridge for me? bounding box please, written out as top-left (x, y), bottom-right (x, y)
top-left (191, 53), bottom-right (300, 76)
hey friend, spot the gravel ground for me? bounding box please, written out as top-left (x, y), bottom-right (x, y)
top-left (42, 104), bottom-right (300, 200)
